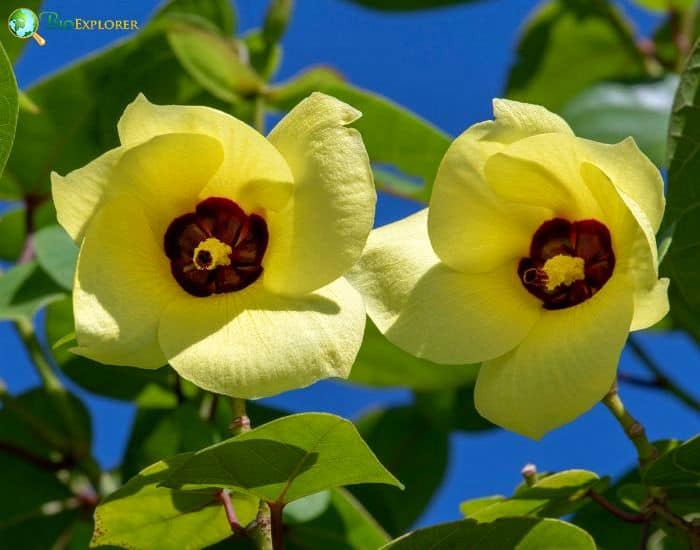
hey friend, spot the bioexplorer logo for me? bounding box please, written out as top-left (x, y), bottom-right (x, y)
top-left (7, 8), bottom-right (141, 46)
top-left (8, 8), bottom-right (46, 46)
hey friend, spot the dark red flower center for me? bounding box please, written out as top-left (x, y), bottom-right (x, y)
top-left (518, 218), bottom-right (615, 310)
top-left (164, 197), bottom-right (268, 297)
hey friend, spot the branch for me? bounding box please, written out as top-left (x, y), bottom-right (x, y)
top-left (601, 383), bottom-right (658, 468)
top-left (0, 440), bottom-right (73, 471)
top-left (627, 336), bottom-right (700, 414)
top-left (587, 489), bottom-right (647, 523)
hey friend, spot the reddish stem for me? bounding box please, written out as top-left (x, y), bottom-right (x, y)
top-left (269, 502), bottom-right (285, 550)
top-left (217, 490), bottom-right (246, 537)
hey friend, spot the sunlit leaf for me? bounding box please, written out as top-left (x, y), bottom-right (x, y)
top-left (162, 413), bottom-right (403, 503)
top-left (506, 0), bottom-right (646, 111)
top-left (350, 406), bottom-right (449, 535)
top-left (460, 470), bottom-right (605, 522)
top-left (382, 517), bottom-right (596, 549)
top-left (93, 453), bottom-right (256, 549)
top-left (0, 40), bottom-right (18, 177)
top-left (631, 0), bottom-right (694, 11)
top-left (561, 76), bottom-right (678, 167)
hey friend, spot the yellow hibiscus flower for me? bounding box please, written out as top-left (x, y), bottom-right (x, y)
top-left (349, 99), bottom-right (668, 439)
top-left (51, 93), bottom-right (375, 399)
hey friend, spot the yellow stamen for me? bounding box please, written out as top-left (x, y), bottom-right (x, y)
top-left (542, 254), bottom-right (585, 291)
top-left (193, 238), bottom-right (232, 271)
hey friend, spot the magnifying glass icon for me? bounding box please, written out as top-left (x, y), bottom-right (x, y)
top-left (8, 8), bottom-right (46, 46)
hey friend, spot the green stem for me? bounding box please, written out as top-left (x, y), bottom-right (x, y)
top-left (249, 500), bottom-right (273, 550)
top-left (253, 95), bottom-right (266, 134)
top-left (628, 336), bottom-right (700, 414)
top-left (601, 383), bottom-right (657, 468)
top-left (229, 397), bottom-right (251, 436)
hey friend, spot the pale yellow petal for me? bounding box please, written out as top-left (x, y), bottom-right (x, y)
top-left (109, 132), bottom-right (224, 238)
top-left (630, 278), bottom-right (670, 331)
top-left (475, 273), bottom-right (634, 439)
top-left (489, 98), bottom-right (574, 142)
top-left (264, 92), bottom-right (376, 295)
top-left (348, 209), bottom-right (542, 364)
top-left (484, 133), bottom-right (604, 221)
top-left (51, 148), bottom-right (122, 243)
top-left (73, 196), bottom-right (182, 369)
top-left (577, 137), bottom-right (665, 233)
top-left (428, 123), bottom-right (550, 274)
top-left (158, 277), bottom-right (365, 398)
top-left (118, 94), bottom-right (294, 214)
top-left (580, 162), bottom-right (667, 331)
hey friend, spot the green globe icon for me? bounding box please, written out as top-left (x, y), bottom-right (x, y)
top-left (8, 8), bottom-right (45, 45)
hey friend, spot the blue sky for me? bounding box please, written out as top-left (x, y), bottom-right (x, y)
top-left (2, 0), bottom-right (699, 529)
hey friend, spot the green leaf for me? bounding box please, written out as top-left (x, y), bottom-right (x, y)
top-left (162, 413), bottom-right (403, 503)
top-left (0, 387), bottom-right (91, 462)
top-left (121, 403), bottom-right (222, 480)
top-left (571, 468), bottom-right (646, 550)
top-left (45, 297), bottom-right (171, 402)
top-left (560, 76), bottom-right (678, 167)
top-left (267, 75), bottom-right (450, 201)
top-left (283, 491), bottom-right (332, 525)
top-left (350, 406), bottom-right (449, 535)
top-left (0, 262), bottom-right (65, 321)
top-left (460, 470), bottom-right (604, 522)
top-left (0, 207), bottom-right (26, 261)
top-left (166, 23), bottom-right (263, 102)
top-left (349, 320), bottom-right (479, 390)
top-left (0, 455), bottom-right (79, 550)
top-left (661, 39), bottom-right (700, 341)
top-left (0, 40), bottom-right (18, 177)
top-left (93, 453), bottom-right (257, 549)
top-left (645, 435), bottom-right (700, 487)
top-left (382, 518), bottom-right (596, 549)
top-left (414, 385), bottom-right (495, 432)
top-left (344, 0), bottom-right (483, 10)
top-left (632, 0), bottom-right (694, 11)
top-left (32, 225), bottom-right (78, 290)
top-left (0, 173), bottom-right (22, 200)
top-left (153, 0), bottom-right (237, 34)
top-left (506, 0), bottom-right (646, 111)
top-left (287, 488), bottom-right (390, 550)
top-left (0, 452), bottom-right (73, 530)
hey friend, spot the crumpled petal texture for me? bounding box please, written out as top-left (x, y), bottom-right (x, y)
top-left (52, 93), bottom-right (374, 398)
top-left (353, 98), bottom-right (668, 438)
